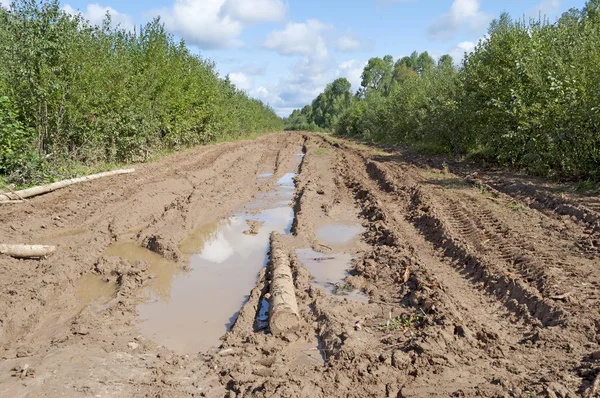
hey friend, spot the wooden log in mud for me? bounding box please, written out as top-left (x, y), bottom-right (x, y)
top-left (0, 244), bottom-right (56, 259)
top-left (268, 232), bottom-right (300, 336)
top-left (0, 168), bottom-right (135, 202)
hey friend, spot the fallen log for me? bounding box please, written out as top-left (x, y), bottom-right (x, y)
top-left (268, 232), bottom-right (300, 336)
top-left (0, 244), bottom-right (56, 259)
top-left (0, 200), bottom-right (24, 204)
top-left (0, 168), bottom-right (135, 202)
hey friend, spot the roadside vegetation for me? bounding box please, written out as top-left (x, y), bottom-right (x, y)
top-left (288, 1), bottom-right (600, 180)
top-left (0, 0), bottom-right (282, 186)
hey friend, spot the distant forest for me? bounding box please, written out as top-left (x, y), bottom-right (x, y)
top-left (285, 1), bottom-right (600, 179)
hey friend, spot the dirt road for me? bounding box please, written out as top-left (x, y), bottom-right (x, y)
top-left (0, 132), bottom-right (598, 397)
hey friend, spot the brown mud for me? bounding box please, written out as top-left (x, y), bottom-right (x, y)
top-left (0, 132), bottom-right (599, 397)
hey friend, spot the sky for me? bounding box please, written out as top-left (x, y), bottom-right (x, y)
top-left (2, 0), bottom-right (587, 116)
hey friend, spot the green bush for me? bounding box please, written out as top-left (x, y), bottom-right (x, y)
top-left (296, 1), bottom-right (600, 180)
top-left (0, 0), bottom-right (282, 186)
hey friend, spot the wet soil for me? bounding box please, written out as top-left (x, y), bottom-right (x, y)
top-left (0, 132), bottom-right (599, 397)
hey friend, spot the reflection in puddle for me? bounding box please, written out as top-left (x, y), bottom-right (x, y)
top-left (75, 274), bottom-right (117, 307)
top-left (316, 223), bottom-right (364, 246)
top-left (255, 297), bottom-right (270, 331)
top-left (296, 248), bottom-right (367, 302)
top-left (257, 172), bottom-right (273, 181)
top-left (136, 165), bottom-right (300, 354)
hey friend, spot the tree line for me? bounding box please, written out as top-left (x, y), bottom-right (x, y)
top-left (0, 0), bottom-right (282, 185)
top-left (286, 1), bottom-right (600, 179)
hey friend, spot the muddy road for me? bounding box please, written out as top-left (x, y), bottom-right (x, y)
top-left (0, 132), bottom-right (599, 397)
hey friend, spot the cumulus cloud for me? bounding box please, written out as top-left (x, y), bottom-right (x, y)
top-left (250, 56), bottom-right (365, 117)
top-left (257, 19), bottom-right (373, 116)
top-left (219, 0), bottom-right (286, 24)
top-left (229, 72), bottom-right (253, 91)
top-left (63, 3), bottom-right (134, 31)
top-left (0, 0), bottom-right (9, 8)
top-left (336, 59), bottom-right (366, 91)
top-left (428, 0), bottom-right (491, 40)
top-left (152, 0), bottom-right (286, 49)
top-left (334, 29), bottom-right (371, 52)
top-left (448, 41), bottom-right (476, 64)
top-left (263, 19), bottom-right (332, 56)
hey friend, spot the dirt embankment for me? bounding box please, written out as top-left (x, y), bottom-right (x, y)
top-left (0, 132), bottom-right (599, 397)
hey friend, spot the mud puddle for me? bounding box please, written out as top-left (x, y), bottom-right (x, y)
top-left (75, 274), bottom-right (117, 308)
top-left (296, 248), bottom-right (367, 302)
top-left (316, 223), bottom-right (364, 247)
top-left (134, 155), bottom-right (303, 354)
top-left (104, 242), bottom-right (183, 302)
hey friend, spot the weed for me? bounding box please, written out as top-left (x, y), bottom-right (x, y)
top-left (573, 179), bottom-right (598, 193)
top-left (312, 147), bottom-right (329, 157)
top-left (476, 183), bottom-right (494, 198)
top-left (331, 282), bottom-right (354, 295)
top-left (377, 312), bottom-right (422, 332)
top-left (506, 201), bottom-right (525, 212)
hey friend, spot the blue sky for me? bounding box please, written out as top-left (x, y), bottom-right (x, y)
top-left (3, 0), bottom-right (587, 116)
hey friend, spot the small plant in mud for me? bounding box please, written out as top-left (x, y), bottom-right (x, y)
top-left (476, 182), bottom-right (495, 198)
top-left (377, 312), bottom-right (422, 332)
top-left (442, 161), bottom-right (450, 174)
top-left (573, 179), bottom-right (598, 194)
top-left (506, 201), bottom-right (525, 212)
top-left (331, 282), bottom-right (354, 295)
top-left (313, 147), bottom-right (329, 157)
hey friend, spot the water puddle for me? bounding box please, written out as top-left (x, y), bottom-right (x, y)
top-left (316, 223), bottom-right (364, 247)
top-left (255, 297), bottom-right (270, 331)
top-left (134, 151), bottom-right (303, 354)
top-left (104, 242), bottom-right (183, 302)
top-left (296, 248), bottom-right (367, 302)
top-left (75, 274), bottom-right (117, 307)
top-left (257, 172), bottom-right (273, 182)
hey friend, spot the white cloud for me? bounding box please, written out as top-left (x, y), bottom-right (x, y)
top-left (219, 0), bottom-right (286, 24)
top-left (250, 56), bottom-right (365, 117)
top-left (336, 59), bottom-right (366, 92)
top-left (229, 72), bottom-right (252, 91)
top-left (152, 0), bottom-right (286, 49)
top-left (0, 0), bottom-right (9, 8)
top-left (264, 19), bottom-right (332, 56)
top-left (63, 3), bottom-right (134, 31)
top-left (153, 0), bottom-right (243, 49)
top-left (428, 0), bottom-right (491, 40)
top-left (335, 29), bottom-right (371, 52)
top-left (449, 41), bottom-right (476, 64)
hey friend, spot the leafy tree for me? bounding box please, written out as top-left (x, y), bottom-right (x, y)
top-left (0, 0), bottom-right (282, 185)
top-left (360, 55), bottom-right (394, 95)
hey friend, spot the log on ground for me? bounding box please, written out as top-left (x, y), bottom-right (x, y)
top-left (0, 244), bottom-right (57, 259)
top-left (0, 168), bottom-right (135, 202)
top-left (268, 232), bottom-right (300, 336)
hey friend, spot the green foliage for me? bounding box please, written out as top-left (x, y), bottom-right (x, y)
top-left (0, 0), bottom-right (282, 185)
top-left (283, 78), bottom-right (353, 131)
top-left (290, 1), bottom-right (600, 180)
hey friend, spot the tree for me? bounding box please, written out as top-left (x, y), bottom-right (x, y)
top-left (360, 55), bottom-right (394, 95)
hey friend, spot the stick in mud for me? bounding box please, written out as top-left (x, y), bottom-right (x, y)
top-left (268, 232), bottom-right (300, 336)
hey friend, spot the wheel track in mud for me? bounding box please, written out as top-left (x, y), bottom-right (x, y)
top-left (469, 176), bottom-right (600, 259)
top-left (330, 147), bottom-right (531, 385)
top-left (318, 136), bottom-right (597, 395)
top-left (364, 155), bottom-right (600, 333)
